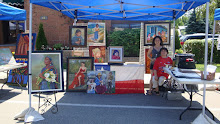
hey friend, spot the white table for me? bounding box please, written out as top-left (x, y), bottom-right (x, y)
top-left (0, 63), bottom-right (27, 89)
top-left (163, 67), bottom-right (220, 120)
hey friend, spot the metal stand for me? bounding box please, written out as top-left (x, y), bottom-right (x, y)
top-left (38, 91), bottom-right (58, 114)
top-left (179, 85), bottom-right (215, 120)
top-left (1, 70), bottom-right (23, 90)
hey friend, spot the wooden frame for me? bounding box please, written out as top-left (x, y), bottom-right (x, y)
top-left (69, 26), bottom-right (87, 48)
top-left (66, 57), bottom-right (94, 92)
top-left (144, 22), bottom-right (171, 46)
top-left (108, 46), bottom-right (124, 63)
top-left (30, 51), bottom-right (64, 93)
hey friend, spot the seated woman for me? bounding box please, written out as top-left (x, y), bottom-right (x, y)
top-left (152, 47), bottom-right (173, 95)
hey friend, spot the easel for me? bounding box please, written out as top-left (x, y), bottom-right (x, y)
top-left (38, 91), bottom-right (58, 114)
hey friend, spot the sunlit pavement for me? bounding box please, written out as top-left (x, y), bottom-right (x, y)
top-left (0, 71), bottom-right (220, 124)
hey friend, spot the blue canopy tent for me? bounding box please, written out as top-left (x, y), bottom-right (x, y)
top-left (0, 2), bottom-right (26, 20)
top-left (210, 8), bottom-right (220, 64)
top-left (22, 0), bottom-right (213, 123)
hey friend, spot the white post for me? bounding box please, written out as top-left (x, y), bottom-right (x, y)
top-left (210, 20), bottom-right (216, 64)
top-left (173, 18), bottom-right (176, 59)
top-left (73, 19), bottom-right (77, 26)
top-left (28, 3), bottom-right (33, 109)
top-left (203, 2), bottom-right (209, 116)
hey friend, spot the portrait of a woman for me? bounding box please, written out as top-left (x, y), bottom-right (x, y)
top-left (68, 62), bottom-right (87, 89)
top-left (111, 50), bottom-right (120, 60)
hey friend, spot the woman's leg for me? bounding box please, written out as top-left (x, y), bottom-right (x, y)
top-left (148, 69), bottom-right (154, 95)
top-left (78, 75), bottom-right (81, 86)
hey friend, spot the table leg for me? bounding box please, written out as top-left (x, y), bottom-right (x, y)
top-left (179, 85), bottom-right (215, 120)
top-left (1, 70), bottom-right (9, 90)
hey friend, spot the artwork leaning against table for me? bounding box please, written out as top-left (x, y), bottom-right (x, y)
top-left (30, 51), bottom-right (64, 93)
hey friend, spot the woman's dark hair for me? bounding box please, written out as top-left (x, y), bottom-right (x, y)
top-left (113, 50), bottom-right (119, 55)
top-left (152, 36), bottom-right (163, 46)
top-left (159, 47), bottom-right (168, 54)
top-left (81, 62), bottom-right (85, 65)
top-left (75, 29), bottom-right (81, 34)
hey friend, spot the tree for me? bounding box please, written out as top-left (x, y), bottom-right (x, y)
top-left (108, 29), bottom-right (140, 57)
top-left (36, 23), bottom-right (48, 50)
top-left (175, 29), bottom-right (181, 50)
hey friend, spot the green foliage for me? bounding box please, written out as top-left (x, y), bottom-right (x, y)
top-left (175, 29), bottom-right (181, 50)
top-left (184, 39), bottom-right (220, 64)
top-left (175, 49), bottom-right (183, 54)
top-left (108, 29), bottom-right (140, 57)
top-left (175, 16), bottom-right (188, 27)
top-left (53, 43), bottom-right (63, 50)
top-left (36, 23), bottom-right (48, 50)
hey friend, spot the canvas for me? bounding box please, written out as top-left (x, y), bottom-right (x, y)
top-left (0, 48), bottom-right (16, 65)
top-left (7, 55), bottom-right (28, 86)
top-left (15, 33), bottom-right (36, 55)
top-left (108, 46), bottom-right (124, 63)
top-left (30, 51), bottom-right (64, 93)
top-left (94, 64), bottom-right (110, 71)
top-left (87, 71), bottom-right (115, 94)
top-left (69, 26), bottom-right (87, 48)
top-left (144, 22), bottom-right (170, 46)
top-left (72, 50), bottom-right (84, 57)
top-left (67, 57), bottom-right (94, 92)
top-left (87, 22), bottom-right (105, 46)
top-left (89, 46), bottom-right (106, 63)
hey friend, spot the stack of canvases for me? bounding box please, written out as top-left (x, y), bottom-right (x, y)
top-left (7, 33), bottom-right (37, 87)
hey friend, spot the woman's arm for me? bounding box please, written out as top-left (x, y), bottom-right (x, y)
top-left (147, 47), bottom-right (154, 61)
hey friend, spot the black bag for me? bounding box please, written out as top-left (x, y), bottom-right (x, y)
top-left (178, 58), bottom-right (196, 69)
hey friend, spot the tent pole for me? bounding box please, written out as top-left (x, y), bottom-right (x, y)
top-left (173, 12), bottom-right (176, 59)
top-left (210, 20), bottom-right (216, 64)
top-left (28, 3), bottom-right (33, 109)
top-left (203, 2), bottom-right (209, 116)
top-left (25, 20), bottom-right (27, 32)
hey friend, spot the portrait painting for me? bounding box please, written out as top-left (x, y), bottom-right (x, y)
top-left (0, 48), bottom-right (16, 65)
top-left (108, 46), bottom-right (123, 63)
top-left (66, 57), bottom-right (94, 92)
top-left (7, 55), bottom-right (28, 87)
top-left (87, 22), bottom-right (105, 46)
top-left (89, 46), bottom-right (106, 63)
top-left (69, 26), bottom-right (87, 47)
top-left (144, 22), bottom-right (170, 46)
top-left (87, 71), bottom-right (115, 94)
top-left (15, 33), bottom-right (36, 56)
top-left (30, 51), bottom-right (64, 93)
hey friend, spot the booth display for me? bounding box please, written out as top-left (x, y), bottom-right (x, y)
top-left (144, 22), bottom-right (171, 46)
top-left (89, 46), bottom-right (106, 63)
top-left (16, 33), bottom-right (37, 56)
top-left (87, 71), bottom-right (115, 94)
top-left (87, 22), bottom-right (105, 46)
top-left (108, 46), bottom-right (124, 63)
top-left (69, 26), bottom-right (87, 48)
top-left (66, 57), bottom-right (94, 92)
top-left (30, 51), bottom-right (64, 93)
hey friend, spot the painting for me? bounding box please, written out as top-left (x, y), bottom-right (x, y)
top-left (144, 22), bottom-right (170, 46)
top-left (66, 57), bottom-right (94, 92)
top-left (30, 51), bottom-right (64, 93)
top-left (7, 55), bottom-right (28, 87)
top-left (0, 48), bottom-right (16, 65)
top-left (69, 26), bottom-right (87, 48)
top-left (94, 64), bottom-right (110, 71)
top-left (89, 46), bottom-right (106, 63)
top-left (108, 46), bottom-right (123, 63)
top-left (87, 71), bottom-right (115, 94)
top-left (87, 22), bottom-right (105, 46)
top-left (15, 33), bottom-right (36, 55)
top-left (72, 50), bottom-right (84, 57)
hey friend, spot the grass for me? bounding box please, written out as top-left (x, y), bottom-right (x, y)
top-left (196, 64), bottom-right (220, 72)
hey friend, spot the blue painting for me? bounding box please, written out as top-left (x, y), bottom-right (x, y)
top-left (95, 64), bottom-right (110, 71)
top-left (0, 48), bottom-right (16, 65)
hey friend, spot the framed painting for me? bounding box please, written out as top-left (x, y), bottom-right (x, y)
top-left (69, 26), bottom-right (87, 47)
top-left (66, 57), bottom-right (94, 92)
top-left (94, 64), bottom-right (110, 71)
top-left (108, 46), bottom-right (124, 63)
top-left (15, 33), bottom-right (36, 56)
top-left (72, 50), bottom-right (84, 57)
top-left (87, 71), bottom-right (115, 94)
top-left (30, 51), bottom-right (64, 93)
top-left (7, 55), bottom-right (28, 87)
top-left (89, 46), bottom-right (106, 63)
top-left (87, 22), bottom-right (105, 46)
top-left (144, 22), bottom-right (170, 46)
